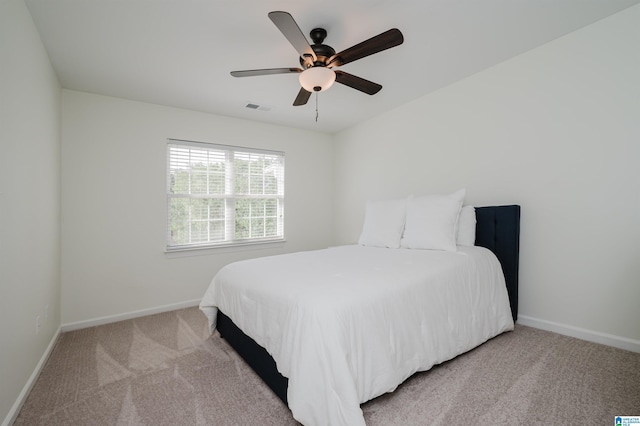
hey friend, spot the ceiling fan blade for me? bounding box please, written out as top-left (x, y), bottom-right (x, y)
top-left (230, 68), bottom-right (302, 77)
top-left (268, 11), bottom-right (316, 63)
top-left (293, 87), bottom-right (312, 106)
top-left (334, 71), bottom-right (382, 95)
top-left (328, 28), bottom-right (404, 67)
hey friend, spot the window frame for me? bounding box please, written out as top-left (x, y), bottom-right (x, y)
top-left (166, 138), bottom-right (285, 252)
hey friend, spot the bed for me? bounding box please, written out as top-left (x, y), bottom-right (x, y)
top-left (200, 204), bottom-right (520, 426)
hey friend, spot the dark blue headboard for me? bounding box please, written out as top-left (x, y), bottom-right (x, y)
top-left (474, 205), bottom-right (521, 321)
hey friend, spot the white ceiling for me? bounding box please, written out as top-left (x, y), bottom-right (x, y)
top-left (25, 0), bottom-right (640, 134)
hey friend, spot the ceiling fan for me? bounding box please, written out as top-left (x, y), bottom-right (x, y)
top-left (231, 11), bottom-right (404, 106)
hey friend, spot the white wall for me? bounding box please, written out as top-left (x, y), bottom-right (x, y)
top-left (61, 90), bottom-right (334, 324)
top-left (333, 5), bottom-right (640, 343)
top-left (0, 0), bottom-right (61, 422)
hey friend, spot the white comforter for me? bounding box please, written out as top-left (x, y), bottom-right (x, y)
top-left (200, 245), bottom-right (514, 426)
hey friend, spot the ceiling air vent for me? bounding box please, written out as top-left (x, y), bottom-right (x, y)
top-left (245, 103), bottom-right (272, 112)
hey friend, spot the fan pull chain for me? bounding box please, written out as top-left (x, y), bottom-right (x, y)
top-left (315, 92), bottom-right (319, 122)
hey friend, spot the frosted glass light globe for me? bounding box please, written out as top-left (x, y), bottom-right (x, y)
top-left (299, 67), bottom-right (336, 92)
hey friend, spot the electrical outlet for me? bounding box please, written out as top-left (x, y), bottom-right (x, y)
top-left (36, 316), bottom-right (41, 335)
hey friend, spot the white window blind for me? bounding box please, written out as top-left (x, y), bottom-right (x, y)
top-left (166, 139), bottom-right (284, 250)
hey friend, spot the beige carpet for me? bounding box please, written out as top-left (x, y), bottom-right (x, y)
top-left (15, 307), bottom-right (640, 425)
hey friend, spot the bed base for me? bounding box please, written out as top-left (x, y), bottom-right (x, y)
top-left (217, 309), bottom-right (289, 404)
top-left (216, 204), bottom-right (520, 405)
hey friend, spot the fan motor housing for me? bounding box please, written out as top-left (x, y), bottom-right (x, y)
top-left (300, 28), bottom-right (336, 67)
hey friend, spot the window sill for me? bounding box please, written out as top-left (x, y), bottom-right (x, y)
top-left (164, 239), bottom-right (286, 258)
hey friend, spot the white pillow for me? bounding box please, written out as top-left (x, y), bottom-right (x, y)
top-left (358, 198), bottom-right (407, 248)
top-left (401, 189), bottom-right (465, 251)
top-left (456, 205), bottom-right (476, 246)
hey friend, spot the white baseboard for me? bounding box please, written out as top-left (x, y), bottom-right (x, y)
top-left (2, 326), bottom-right (61, 426)
top-left (61, 299), bottom-right (201, 332)
top-left (517, 315), bottom-right (640, 353)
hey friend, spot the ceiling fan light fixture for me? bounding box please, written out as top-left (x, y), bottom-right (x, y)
top-left (299, 66), bottom-right (336, 92)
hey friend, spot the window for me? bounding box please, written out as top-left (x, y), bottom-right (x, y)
top-left (166, 139), bottom-right (284, 250)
